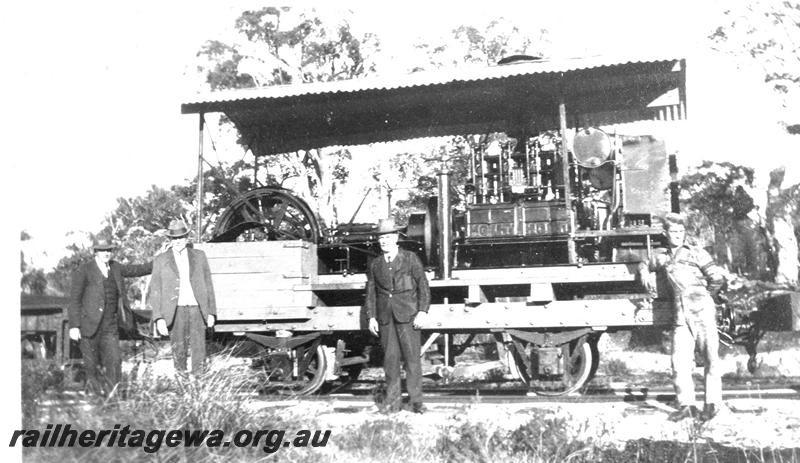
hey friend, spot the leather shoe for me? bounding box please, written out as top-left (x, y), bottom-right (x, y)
top-left (668, 405), bottom-right (695, 422)
top-left (701, 403), bottom-right (722, 421)
top-left (411, 402), bottom-right (427, 414)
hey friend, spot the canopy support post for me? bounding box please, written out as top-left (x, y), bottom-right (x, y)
top-left (679, 58), bottom-right (688, 119)
top-left (558, 101), bottom-right (576, 264)
top-left (196, 112), bottom-right (205, 239)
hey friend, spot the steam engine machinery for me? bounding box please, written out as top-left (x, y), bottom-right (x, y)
top-left (181, 56), bottom-right (800, 396)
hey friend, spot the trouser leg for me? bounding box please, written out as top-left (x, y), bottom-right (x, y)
top-left (98, 328), bottom-right (121, 391)
top-left (691, 303), bottom-right (722, 406)
top-left (396, 321), bottom-right (423, 404)
top-left (80, 335), bottom-right (103, 395)
top-left (671, 320), bottom-right (696, 406)
top-left (701, 325), bottom-right (722, 406)
top-left (379, 317), bottom-right (402, 409)
top-left (189, 307), bottom-right (207, 374)
top-left (169, 308), bottom-right (189, 372)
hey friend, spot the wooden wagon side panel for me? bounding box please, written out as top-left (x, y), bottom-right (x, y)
top-left (196, 241), bottom-right (318, 321)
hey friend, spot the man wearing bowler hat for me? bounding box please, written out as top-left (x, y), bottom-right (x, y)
top-left (68, 236), bottom-right (152, 396)
top-left (148, 219), bottom-right (217, 374)
top-left (365, 218), bottom-right (431, 413)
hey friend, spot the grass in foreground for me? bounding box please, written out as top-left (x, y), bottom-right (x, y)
top-left (20, 351), bottom-right (800, 463)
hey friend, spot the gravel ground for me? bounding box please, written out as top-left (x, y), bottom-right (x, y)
top-left (259, 334), bottom-right (800, 452)
top-left (260, 397), bottom-right (800, 451)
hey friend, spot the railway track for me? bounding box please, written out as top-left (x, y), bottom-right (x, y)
top-left (39, 379), bottom-right (798, 410)
top-left (290, 384), bottom-right (800, 404)
top-left (240, 383), bottom-right (800, 420)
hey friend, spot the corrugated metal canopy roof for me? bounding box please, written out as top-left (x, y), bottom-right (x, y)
top-left (181, 55), bottom-right (684, 156)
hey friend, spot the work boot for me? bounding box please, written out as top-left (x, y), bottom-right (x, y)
top-left (668, 405), bottom-right (695, 422)
top-left (379, 404), bottom-right (401, 414)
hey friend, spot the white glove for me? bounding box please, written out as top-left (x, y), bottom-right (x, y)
top-left (69, 327), bottom-right (81, 341)
top-left (642, 272), bottom-right (657, 296)
top-left (413, 311), bottom-right (429, 329)
top-left (207, 314), bottom-right (216, 328)
top-left (156, 318), bottom-right (169, 336)
top-left (368, 317), bottom-right (379, 336)
top-left (637, 262), bottom-right (656, 296)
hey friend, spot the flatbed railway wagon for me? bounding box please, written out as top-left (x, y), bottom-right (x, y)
top-left (179, 55), bottom-right (707, 395)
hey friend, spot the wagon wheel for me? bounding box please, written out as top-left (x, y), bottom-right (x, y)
top-left (254, 343), bottom-right (328, 396)
top-left (321, 365), bottom-right (364, 394)
top-left (510, 337), bottom-right (594, 396)
top-left (212, 187), bottom-right (322, 243)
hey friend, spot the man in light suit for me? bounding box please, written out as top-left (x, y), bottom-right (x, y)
top-left (365, 218), bottom-right (430, 413)
top-left (68, 237), bottom-right (152, 396)
top-left (148, 219), bottom-right (217, 373)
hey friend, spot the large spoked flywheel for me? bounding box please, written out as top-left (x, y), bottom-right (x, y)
top-left (212, 187), bottom-right (322, 243)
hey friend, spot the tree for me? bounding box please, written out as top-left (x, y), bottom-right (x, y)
top-left (21, 231), bottom-right (47, 295)
top-left (705, 2), bottom-right (800, 284)
top-left (199, 7), bottom-right (379, 88)
top-left (766, 167), bottom-right (800, 286)
top-left (48, 242), bottom-right (92, 297)
top-left (195, 7), bottom-right (380, 226)
top-left (709, 1), bottom-right (800, 129)
top-left (378, 137), bottom-right (473, 222)
top-left (678, 161), bottom-right (757, 271)
top-left (175, 160), bottom-right (257, 237)
top-left (107, 185), bottom-right (190, 237)
top-left (47, 185), bottom-right (193, 306)
top-left (414, 17), bottom-right (550, 71)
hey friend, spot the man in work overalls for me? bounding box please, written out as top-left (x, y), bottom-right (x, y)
top-left (643, 213), bottom-right (726, 421)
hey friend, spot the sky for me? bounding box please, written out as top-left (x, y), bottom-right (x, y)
top-left (7, 0), bottom-right (800, 270)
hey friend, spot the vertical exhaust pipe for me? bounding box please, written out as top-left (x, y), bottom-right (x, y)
top-left (437, 170), bottom-right (452, 280)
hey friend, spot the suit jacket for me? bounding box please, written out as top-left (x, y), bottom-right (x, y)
top-left (365, 249), bottom-right (430, 324)
top-left (148, 247), bottom-right (217, 326)
top-left (68, 259), bottom-right (152, 337)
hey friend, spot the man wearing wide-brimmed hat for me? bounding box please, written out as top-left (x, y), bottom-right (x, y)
top-left (68, 236), bottom-right (152, 396)
top-left (147, 218), bottom-right (217, 374)
top-left (365, 218), bottom-right (430, 413)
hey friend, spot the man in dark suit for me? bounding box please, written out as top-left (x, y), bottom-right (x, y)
top-left (68, 237), bottom-right (152, 396)
top-left (365, 218), bottom-right (430, 413)
top-left (148, 219), bottom-right (217, 374)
